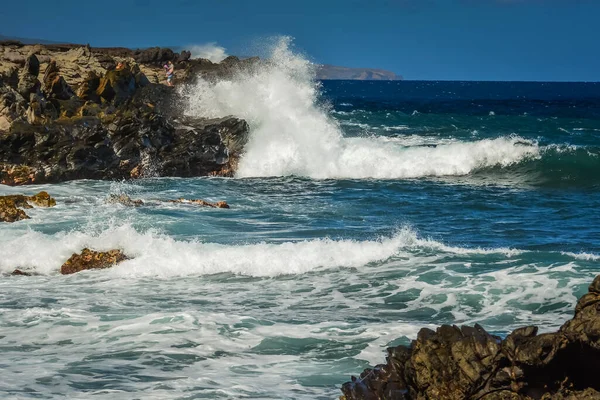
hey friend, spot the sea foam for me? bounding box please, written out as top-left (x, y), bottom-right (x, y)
top-left (183, 37), bottom-right (540, 180)
top-left (0, 225), bottom-right (525, 278)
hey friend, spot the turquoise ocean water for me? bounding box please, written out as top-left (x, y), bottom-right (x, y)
top-left (1, 42), bottom-right (599, 399)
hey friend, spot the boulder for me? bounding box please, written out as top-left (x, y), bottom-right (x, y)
top-left (60, 248), bottom-right (129, 274)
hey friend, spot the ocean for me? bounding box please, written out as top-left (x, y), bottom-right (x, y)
top-left (1, 40), bottom-right (600, 399)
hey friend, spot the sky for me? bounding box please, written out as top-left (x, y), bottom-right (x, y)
top-left (1, 0), bottom-right (599, 81)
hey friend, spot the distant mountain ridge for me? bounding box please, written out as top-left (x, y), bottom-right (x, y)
top-left (0, 34), bottom-right (62, 44)
top-left (316, 64), bottom-right (403, 81)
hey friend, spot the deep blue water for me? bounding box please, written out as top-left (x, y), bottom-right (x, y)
top-left (1, 79), bottom-right (599, 399)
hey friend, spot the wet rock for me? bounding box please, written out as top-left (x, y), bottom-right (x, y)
top-left (0, 197), bottom-right (30, 222)
top-left (106, 194), bottom-right (144, 206)
top-left (170, 198), bottom-right (230, 208)
top-left (60, 248), bottom-right (129, 275)
top-left (0, 42), bottom-right (251, 184)
top-left (11, 269), bottom-right (31, 276)
top-left (341, 274), bottom-right (600, 400)
top-left (28, 191), bottom-right (56, 207)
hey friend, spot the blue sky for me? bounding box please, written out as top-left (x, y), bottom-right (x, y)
top-left (1, 0), bottom-right (598, 81)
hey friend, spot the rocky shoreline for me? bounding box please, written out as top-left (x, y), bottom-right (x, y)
top-left (0, 41), bottom-right (256, 184)
top-left (340, 277), bottom-right (600, 400)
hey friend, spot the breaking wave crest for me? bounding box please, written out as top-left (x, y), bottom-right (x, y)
top-left (180, 37), bottom-right (600, 182)
top-left (1, 224), bottom-right (595, 278)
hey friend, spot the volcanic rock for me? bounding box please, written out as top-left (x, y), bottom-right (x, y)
top-left (106, 194), bottom-right (144, 206)
top-left (0, 42), bottom-right (253, 184)
top-left (340, 275), bottom-right (600, 400)
top-left (0, 191), bottom-right (56, 222)
top-left (170, 198), bottom-right (230, 208)
top-left (0, 197), bottom-right (30, 222)
top-left (17, 54), bottom-right (41, 98)
top-left (60, 248), bottom-right (129, 275)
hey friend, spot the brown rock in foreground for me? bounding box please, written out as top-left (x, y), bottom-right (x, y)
top-left (0, 191), bottom-right (56, 222)
top-left (60, 248), bottom-right (129, 275)
top-left (341, 275), bottom-right (600, 400)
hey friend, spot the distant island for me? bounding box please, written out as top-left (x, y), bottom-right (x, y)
top-left (316, 64), bottom-right (403, 80)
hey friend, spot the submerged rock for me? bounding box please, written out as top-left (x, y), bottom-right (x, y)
top-left (0, 191), bottom-right (56, 222)
top-left (60, 248), bottom-right (129, 275)
top-left (11, 269), bottom-right (32, 276)
top-left (105, 194), bottom-right (144, 206)
top-left (340, 275), bottom-right (600, 400)
top-left (170, 198), bottom-right (230, 208)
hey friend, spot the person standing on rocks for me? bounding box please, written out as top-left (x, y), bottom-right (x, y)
top-left (165, 61), bottom-right (174, 86)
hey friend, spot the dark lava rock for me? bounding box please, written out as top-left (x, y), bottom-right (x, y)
top-left (60, 248), bottom-right (129, 275)
top-left (341, 274), bottom-right (600, 400)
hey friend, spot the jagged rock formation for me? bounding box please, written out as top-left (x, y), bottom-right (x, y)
top-left (341, 276), bottom-right (600, 400)
top-left (60, 248), bottom-right (129, 275)
top-left (0, 42), bottom-right (253, 185)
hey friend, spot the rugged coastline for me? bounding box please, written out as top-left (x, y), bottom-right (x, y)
top-left (0, 41), bottom-right (254, 184)
top-left (341, 277), bottom-right (600, 400)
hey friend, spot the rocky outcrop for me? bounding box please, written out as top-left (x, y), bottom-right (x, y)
top-left (60, 248), bottom-right (129, 275)
top-left (341, 276), bottom-right (600, 400)
top-left (0, 42), bottom-right (251, 185)
top-left (0, 191), bottom-right (56, 222)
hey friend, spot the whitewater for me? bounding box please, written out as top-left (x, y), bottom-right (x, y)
top-left (1, 38), bottom-right (600, 399)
